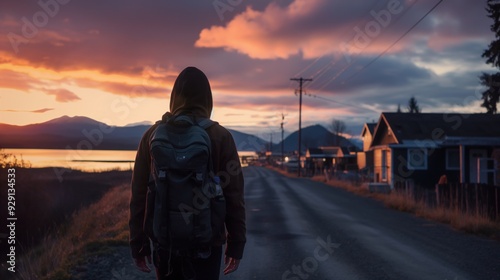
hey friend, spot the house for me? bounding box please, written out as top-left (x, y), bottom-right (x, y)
top-left (367, 112), bottom-right (500, 188)
top-left (358, 123), bottom-right (376, 171)
top-left (238, 151), bottom-right (259, 167)
top-left (305, 146), bottom-right (356, 175)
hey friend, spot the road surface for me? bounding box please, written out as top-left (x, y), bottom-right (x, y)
top-left (225, 166), bottom-right (500, 280)
top-left (76, 166), bottom-right (500, 279)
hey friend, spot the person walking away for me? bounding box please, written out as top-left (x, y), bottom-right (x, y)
top-left (129, 66), bottom-right (246, 280)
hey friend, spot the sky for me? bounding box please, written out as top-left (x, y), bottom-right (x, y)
top-left (0, 0), bottom-right (496, 142)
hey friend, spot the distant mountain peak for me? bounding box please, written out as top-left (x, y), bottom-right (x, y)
top-left (125, 121), bottom-right (153, 127)
top-left (43, 115), bottom-right (71, 124)
top-left (42, 115), bottom-right (105, 126)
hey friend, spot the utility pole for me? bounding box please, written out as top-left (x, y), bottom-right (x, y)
top-left (270, 133), bottom-right (272, 153)
top-left (290, 77), bottom-right (312, 177)
top-left (281, 113), bottom-right (285, 170)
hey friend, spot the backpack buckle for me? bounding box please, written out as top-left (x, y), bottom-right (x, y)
top-left (195, 172), bottom-right (203, 181)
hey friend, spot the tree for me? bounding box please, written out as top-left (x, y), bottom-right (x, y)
top-left (329, 119), bottom-right (346, 146)
top-left (407, 96), bottom-right (421, 113)
top-left (480, 0), bottom-right (500, 114)
top-left (397, 103), bottom-right (402, 113)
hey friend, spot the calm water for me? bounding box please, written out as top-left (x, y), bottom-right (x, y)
top-left (4, 148), bottom-right (137, 172)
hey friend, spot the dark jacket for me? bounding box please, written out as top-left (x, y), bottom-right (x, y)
top-left (129, 67), bottom-right (246, 260)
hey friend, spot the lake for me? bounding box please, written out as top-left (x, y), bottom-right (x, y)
top-left (3, 148), bottom-right (259, 171)
top-left (3, 148), bottom-right (137, 172)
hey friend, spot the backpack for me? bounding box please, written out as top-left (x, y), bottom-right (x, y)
top-left (148, 114), bottom-right (225, 258)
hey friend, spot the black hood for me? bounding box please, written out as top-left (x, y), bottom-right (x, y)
top-left (168, 66), bottom-right (213, 118)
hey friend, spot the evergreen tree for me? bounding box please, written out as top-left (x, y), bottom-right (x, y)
top-left (407, 96), bottom-right (421, 113)
top-left (480, 0), bottom-right (500, 114)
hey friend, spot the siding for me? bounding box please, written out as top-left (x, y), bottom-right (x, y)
top-left (363, 134), bottom-right (372, 152)
top-left (373, 148), bottom-right (391, 183)
top-left (392, 147), bottom-right (447, 188)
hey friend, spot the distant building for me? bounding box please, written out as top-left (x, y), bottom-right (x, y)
top-left (305, 146), bottom-right (356, 175)
top-left (238, 151), bottom-right (258, 167)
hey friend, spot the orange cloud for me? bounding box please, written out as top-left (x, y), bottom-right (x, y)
top-left (196, 0), bottom-right (471, 60)
top-left (44, 89), bottom-right (80, 102)
top-left (0, 69), bottom-right (40, 91)
top-left (196, 0), bottom-right (330, 59)
top-left (0, 60), bottom-right (171, 99)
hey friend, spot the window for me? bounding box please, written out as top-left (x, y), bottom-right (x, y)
top-left (407, 148), bottom-right (427, 170)
top-left (446, 149), bottom-right (460, 170)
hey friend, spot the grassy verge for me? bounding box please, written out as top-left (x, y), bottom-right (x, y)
top-left (16, 184), bottom-right (130, 280)
top-left (266, 165), bottom-right (500, 239)
top-left (381, 191), bottom-right (500, 237)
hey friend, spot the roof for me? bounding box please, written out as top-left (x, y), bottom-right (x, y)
top-left (307, 148), bottom-right (323, 155)
top-left (380, 112), bottom-right (500, 143)
top-left (320, 146), bottom-right (343, 156)
top-left (306, 146), bottom-right (346, 157)
top-left (361, 123), bottom-right (377, 137)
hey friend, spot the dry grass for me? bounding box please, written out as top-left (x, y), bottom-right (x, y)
top-left (17, 184), bottom-right (130, 280)
top-left (0, 148), bottom-right (31, 168)
top-left (381, 191), bottom-right (419, 213)
top-left (376, 191), bottom-right (500, 237)
top-left (266, 166), bottom-right (500, 239)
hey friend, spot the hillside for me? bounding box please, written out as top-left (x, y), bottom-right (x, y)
top-left (274, 124), bottom-right (355, 153)
top-left (0, 116), bottom-right (354, 152)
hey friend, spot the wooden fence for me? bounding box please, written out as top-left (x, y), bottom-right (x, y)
top-left (393, 181), bottom-right (500, 220)
top-left (435, 183), bottom-right (500, 220)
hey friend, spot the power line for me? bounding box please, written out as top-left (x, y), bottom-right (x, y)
top-left (293, 56), bottom-right (322, 78)
top-left (343, 0), bottom-right (445, 83)
top-left (293, 0), bottom-right (389, 83)
top-left (280, 112), bottom-right (286, 168)
top-left (316, 62), bottom-right (352, 92)
top-left (303, 92), bottom-right (380, 113)
top-left (290, 77), bottom-right (312, 177)
top-left (314, 0), bottom-right (422, 91)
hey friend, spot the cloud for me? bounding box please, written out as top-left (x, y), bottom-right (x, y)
top-left (0, 1), bottom-right (223, 74)
top-left (0, 0), bottom-right (493, 131)
top-left (32, 108), bottom-right (54, 113)
top-left (0, 65), bottom-right (170, 101)
top-left (74, 78), bottom-right (167, 98)
top-left (0, 69), bottom-right (43, 91)
top-left (1, 108), bottom-right (54, 113)
top-left (44, 89), bottom-right (81, 102)
top-left (196, 0), bottom-right (492, 61)
top-left (196, 0), bottom-right (336, 59)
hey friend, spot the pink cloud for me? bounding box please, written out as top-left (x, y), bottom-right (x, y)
top-left (196, 0), bottom-right (332, 59)
top-left (1, 108), bottom-right (54, 113)
top-left (195, 0), bottom-right (491, 60)
top-left (32, 108), bottom-right (54, 113)
top-left (74, 78), bottom-right (167, 98)
top-left (45, 89), bottom-right (81, 102)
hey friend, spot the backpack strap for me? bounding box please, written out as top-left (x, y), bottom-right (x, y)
top-left (197, 118), bottom-right (217, 130)
top-left (196, 118), bottom-right (218, 180)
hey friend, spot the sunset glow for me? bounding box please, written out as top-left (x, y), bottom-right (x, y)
top-left (0, 0), bottom-right (494, 139)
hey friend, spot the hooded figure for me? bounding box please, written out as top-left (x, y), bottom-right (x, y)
top-left (129, 67), bottom-right (246, 280)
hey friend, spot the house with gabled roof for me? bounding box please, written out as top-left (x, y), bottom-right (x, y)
top-left (358, 123), bottom-right (377, 171)
top-left (305, 146), bottom-right (356, 175)
top-left (368, 112), bottom-right (500, 188)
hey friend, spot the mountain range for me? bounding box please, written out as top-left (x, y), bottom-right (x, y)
top-left (0, 116), bottom-right (355, 152)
